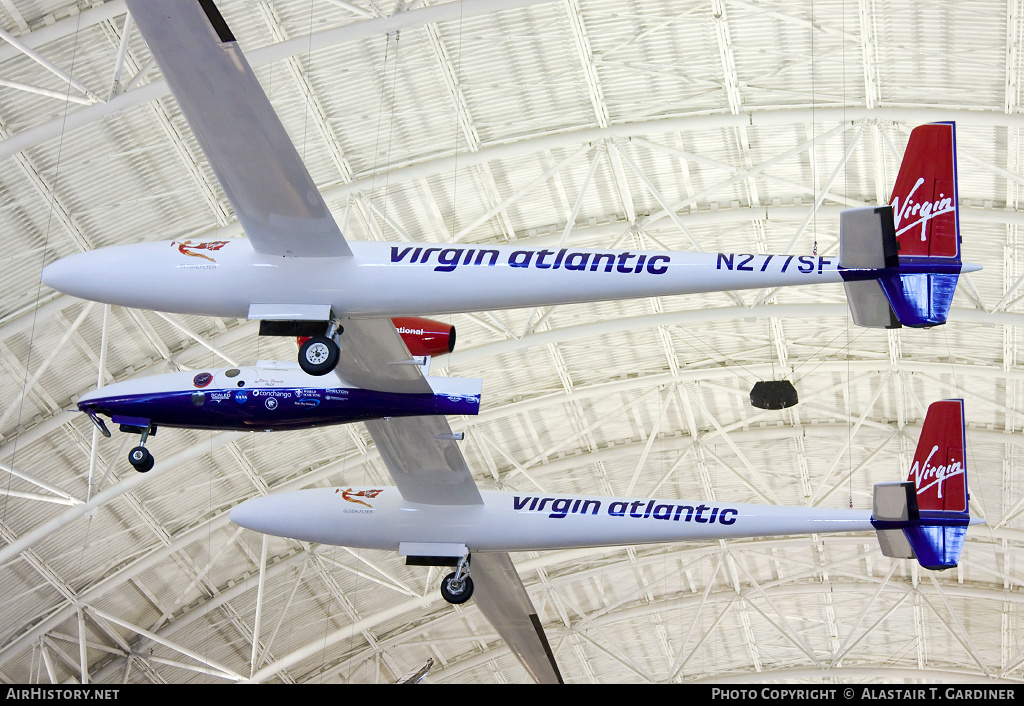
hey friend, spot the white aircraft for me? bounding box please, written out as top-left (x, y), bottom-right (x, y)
top-left (39, 1), bottom-right (978, 378)
top-left (231, 399), bottom-right (978, 684)
top-left (32, 0), bottom-right (980, 684)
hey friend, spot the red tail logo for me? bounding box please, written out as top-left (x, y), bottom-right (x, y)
top-left (889, 123), bottom-right (959, 259)
top-left (909, 400), bottom-right (967, 513)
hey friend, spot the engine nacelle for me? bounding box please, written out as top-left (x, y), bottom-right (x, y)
top-left (391, 317), bottom-right (456, 357)
top-left (293, 317), bottom-right (456, 357)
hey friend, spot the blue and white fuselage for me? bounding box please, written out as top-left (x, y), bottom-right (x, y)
top-left (78, 361), bottom-right (481, 434)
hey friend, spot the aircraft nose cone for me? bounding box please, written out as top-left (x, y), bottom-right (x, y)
top-left (230, 494), bottom-right (304, 537)
top-left (41, 255), bottom-right (76, 294)
top-left (41, 251), bottom-right (109, 301)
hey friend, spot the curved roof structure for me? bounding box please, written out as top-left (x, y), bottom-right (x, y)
top-left (0, 0), bottom-right (1022, 685)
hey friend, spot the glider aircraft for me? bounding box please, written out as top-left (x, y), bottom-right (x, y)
top-left (33, 0), bottom-right (981, 684)
top-left (231, 399), bottom-right (978, 684)
top-left (40, 1), bottom-right (978, 380)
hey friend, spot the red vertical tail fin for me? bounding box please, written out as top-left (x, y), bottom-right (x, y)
top-left (889, 122), bottom-right (961, 260)
top-left (908, 399), bottom-right (968, 513)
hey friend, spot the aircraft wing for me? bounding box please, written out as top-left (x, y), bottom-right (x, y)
top-left (364, 415), bottom-right (483, 506)
top-left (332, 318), bottom-right (434, 395)
top-left (470, 552), bottom-right (564, 684)
top-left (126, 0), bottom-right (351, 257)
top-left (365, 416), bottom-right (563, 683)
top-left (350, 320), bottom-right (561, 682)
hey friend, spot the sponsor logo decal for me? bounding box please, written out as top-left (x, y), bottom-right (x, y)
top-left (512, 495), bottom-right (738, 524)
top-left (389, 245), bottom-right (671, 275)
top-left (891, 177), bottom-right (956, 243)
top-left (911, 445), bottom-right (964, 501)
top-left (193, 372), bottom-right (213, 388)
top-left (336, 488), bottom-right (383, 509)
top-left (252, 389), bottom-right (292, 399)
top-left (234, 391), bottom-right (248, 404)
top-left (172, 239), bottom-right (230, 263)
top-left (265, 397), bottom-right (278, 410)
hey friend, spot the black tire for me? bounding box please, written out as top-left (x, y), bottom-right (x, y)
top-left (298, 336), bottom-right (340, 376)
top-left (440, 572), bottom-right (474, 604)
top-left (128, 446), bottom-right (154, 473)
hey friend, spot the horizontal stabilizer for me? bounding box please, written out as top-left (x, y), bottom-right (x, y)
top-left (844, 280), bottom-right (901, 328)
top-left (840, 206), bottom-right (901, 328)
top-left (840, 206), bottom-right (900, 270)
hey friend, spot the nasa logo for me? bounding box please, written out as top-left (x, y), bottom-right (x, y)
top-left (265, 397), bottom-right (278, 410)
top-left (193, 372), bottom-right (213, 388)
top-left (234, 391), bottom-right (248, 404)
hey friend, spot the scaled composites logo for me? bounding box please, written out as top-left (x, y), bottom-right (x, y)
top-left (172, 239), bottom-right (231, 263)
top-left (891, 177), bottom-right (956, 243)
top-left (335, 487), bottom-right (384, 509)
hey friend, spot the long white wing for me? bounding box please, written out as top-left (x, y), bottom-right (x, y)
top-left (335, 317), bottom-right (483, 504)
top-left (131, 0), bottom-right (560, 683)
top-left (471, 553), bottom-right (564, 684)
top-left (332, 317), bottom-right (434, 394)
top-left (340, 324), bottom-right (560, 681)
top-left (127, 0), bottom-right (351, 257)
top-left (364, 416), bottom-right (483, 506)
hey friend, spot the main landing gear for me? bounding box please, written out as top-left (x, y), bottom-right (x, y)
top-left (298, 321), bottom-right (343, 376)
top-left (122, 423), bottom-right (157, 473)
top-left (440, 555), bottom-right (474, 604)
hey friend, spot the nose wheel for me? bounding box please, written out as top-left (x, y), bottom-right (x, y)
top-left (122, 423), bottom-right (157, 472)
top-left (298, 322), bottom-right (342, 376)
top-left (128, 446), bottom-right (154, 473)
top-left (440, 555), bottom-right (474, 604)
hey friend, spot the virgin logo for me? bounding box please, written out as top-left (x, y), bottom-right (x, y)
top-left (335, 488), bottom-right (383, 508)
top-left (892, 177), bottom-right (956, 242)
top-left (911, 444), bottom-right (964, 499)
top-left (171, 239), bottom-right (230, 263)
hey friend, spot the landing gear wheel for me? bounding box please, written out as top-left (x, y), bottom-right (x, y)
top-left (440, 572), bottom-right (474, 604)
top-left (128, 446), bottom-right (154, 473)
top-left (298, 336), bottom-right (340, 376)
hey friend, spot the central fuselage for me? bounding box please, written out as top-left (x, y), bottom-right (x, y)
top-left (78, 363), bottom-right (481, 433)
top-left (42, 238), bottom-right (850, 319)
top-left (229, 486), bottom-right (875, 553)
